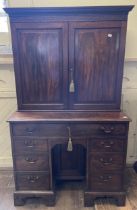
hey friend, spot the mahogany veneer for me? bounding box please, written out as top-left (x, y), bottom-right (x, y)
top-left (9, 111), bottom-right (130, 206)
top-left (5, 6), bottom-right (133, 111)
top-left (5, 6), bottom-right (133, 207)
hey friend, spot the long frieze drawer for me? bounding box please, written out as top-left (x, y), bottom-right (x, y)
top-left (70, 123), bottom-right (127, 136)
top-left (15, 172), bottom-right (50, 191)
top-left (89, 174), bottom-right (122, 191)
top-left (11, 123), bottom-right (127, 137)
top-left (12, 123), bottom-right (68, 136)
top-left (89, 138), bottom-right (125, 152)
top-left (13, 137), bottom-right (48, 154)
top-left (89, 153), bottom-right (124, 171)
top-left (14, 154), bottom-right (49, 171)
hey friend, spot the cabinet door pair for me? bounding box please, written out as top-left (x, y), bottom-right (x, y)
top-left (11, 21), bottom-right (126, 111)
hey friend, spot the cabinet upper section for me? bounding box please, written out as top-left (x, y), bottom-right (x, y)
top-left (5, 6), bottom-right (134, 111)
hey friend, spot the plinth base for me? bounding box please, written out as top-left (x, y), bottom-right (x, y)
top-left (84, 191), bottom-right (126, 207)
top-left (14, 191), bottom-right (55, 206)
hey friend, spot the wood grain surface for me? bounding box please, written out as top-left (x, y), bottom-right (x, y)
top-left (8, 111), bottom-right (130, 122)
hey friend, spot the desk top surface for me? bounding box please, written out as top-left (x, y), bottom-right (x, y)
top-left (8, 111), bottom-right (130, 122)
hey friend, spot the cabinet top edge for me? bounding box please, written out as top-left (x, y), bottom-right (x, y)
top-left (4, 5), bottom-right (134, 16)
top-left (8, 111), bottom-right (131, 122)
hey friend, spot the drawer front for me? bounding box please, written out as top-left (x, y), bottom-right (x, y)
top-left (89, 138), bottom-right (125, 152)
top-left (12, 123), bottom-right (127, 137)
top-left (13, 137), bottom-right (48, 154)
top-left (89, 173), bottom-right (122, 191)
top-left (12, 123), bottom-right (68, 137)
top-left (70, 123), bottom-right (127, 137)
top-left (15, 172), bottom-right (50, 190)
top-left (14, 154), bottom-right (49, 171)
top-left (89, 153), bottom-right (124, 171)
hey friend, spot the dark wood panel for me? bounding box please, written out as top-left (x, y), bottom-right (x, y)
top-left (12, 22), bottom-right (68, 110)
top-left (89, 173), bottom-right (123, 191)
top-left (75, 29), bottom-right (119, 102)
top-left (69, 21), bottom-right (125, 110)
top-left (20, 30), bottom-right (62, 103)
top-left (89, 153), bottom-right (124, 171)
top-left (12, 123), bottom-right (68, 137)
top-left (15, 172), bottom-right (50, 191)
top-left (13, 137), bottom-right (48, 154)
top-left (14, 154), bottom-right (49, 171)
top-left (11, 122), bottom-right (127, 137)
top-left (89, 138), bottom-right (125, 152)
top-left (70, 123), bottom-right (127, 137)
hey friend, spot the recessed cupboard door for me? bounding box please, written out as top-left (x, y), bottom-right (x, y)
top-left (69, 21), bottom-right (126, 111)
top-left (12, 22), bottom-right (68, 110)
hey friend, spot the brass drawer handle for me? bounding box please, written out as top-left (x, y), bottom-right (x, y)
top-left (104, 145), bottom-right (111, 148)
top-left (67, 126), bottom-right (73, 152)
top-left (105, 141), bottom-right (114, 148)
top-left (27, 175), bottom-right (39, 183)
top-left (100, 175), bottom-right (112, 182)
top-left (26, 128), bottom-right (36, 134)
top-left (25, 157), bottom-right (38, 164)
top-left (100, 126), bottom-right (114, 134)
top-left (24, 140), bottom-right (36, 147)
top-left (100, 158), bottom-right (113, 165)
top-left (100, 141), bottom-right (114, 148)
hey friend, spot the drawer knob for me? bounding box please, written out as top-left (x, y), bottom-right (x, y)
top-left (100, 126), bottom-right (114, 134)
top-left (27, 175), bottom-right (39, 183)
top-left (100, 158), bottom-right (113, 165)
top-left (25, 157), bottom-right (38, 164)
top-left (100, 175), bottom-right (112, 182)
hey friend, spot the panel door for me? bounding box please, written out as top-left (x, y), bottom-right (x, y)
top-left (69, 21), bottom-right (126, 110)
top-left (12, 22), bottom-right (68, 110)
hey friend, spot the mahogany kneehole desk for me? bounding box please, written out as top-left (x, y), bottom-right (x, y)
top-left (9, 111), bottom-right (130, 206)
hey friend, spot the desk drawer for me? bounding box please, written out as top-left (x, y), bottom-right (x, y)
top-left (89, 138), bottom-right (125, 152)
top-left (12, 123), bottom-right (127, 137)
top-left (12, 123), bottom-right (67, 137)
top-left (14, 154), bottom-right (49, 171)
top-left (90, 173), bottom-right (122, 191)
top-left (71, 123), bottom-right (127, 137)
top-left (15, 172), bottom-right (50, 191)
top-left (13, 137), bottom-right (48, 154)
top-left (89, 153), bottom-right (124, 171)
